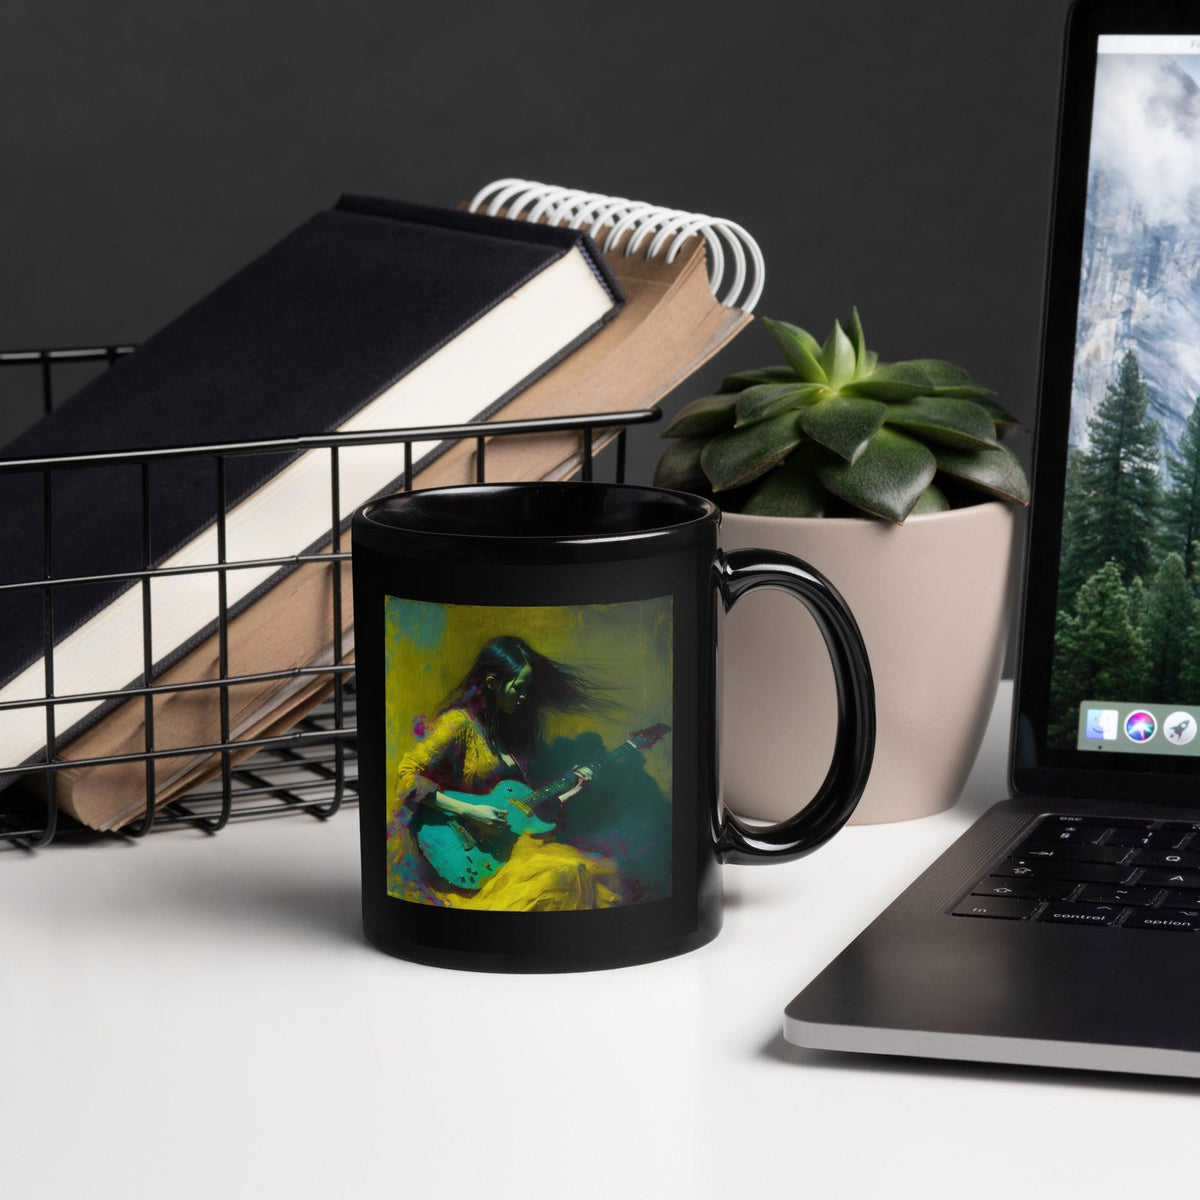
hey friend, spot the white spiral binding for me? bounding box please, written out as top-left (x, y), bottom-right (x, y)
top-left (467, 178), bottom-right (764, 311)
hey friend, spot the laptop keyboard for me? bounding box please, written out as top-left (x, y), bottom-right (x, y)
top-left (953, 814), bottom-right (1200, 930)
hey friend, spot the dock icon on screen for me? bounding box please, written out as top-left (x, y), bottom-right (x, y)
top-left (1164, 712), bottom-right (1197, 746)
top-left (1085, 708), bottom-right (1119, 741)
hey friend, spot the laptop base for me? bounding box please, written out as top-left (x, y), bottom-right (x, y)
top-left (784, 799), bottom-right (1200, 1079)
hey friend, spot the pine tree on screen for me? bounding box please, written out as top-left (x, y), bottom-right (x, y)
top-left (1180, 623), bottom-right (1200, 699)
top-left (1059, 351), bottom-right (1161, 601)
top-left (1048, 560), bottom-right (1149, 744)
top-left (1162, 397), bottom-right (1200, 578)
top-left (1140, 552), bottom-right (1197, 702)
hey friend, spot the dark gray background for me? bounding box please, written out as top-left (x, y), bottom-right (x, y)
top-left (1, 0), bottom-right (1073, 480)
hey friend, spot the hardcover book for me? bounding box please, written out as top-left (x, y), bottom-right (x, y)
top-left (0, 193), bottom-right (622, 824)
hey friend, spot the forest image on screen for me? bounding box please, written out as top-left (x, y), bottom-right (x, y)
top-left (1050, 45), bottom-right (1200, 748)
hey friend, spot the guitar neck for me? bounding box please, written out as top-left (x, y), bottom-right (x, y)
top-left (525, 741), bottom-right (641, 808)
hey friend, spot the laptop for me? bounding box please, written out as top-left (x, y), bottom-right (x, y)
top-left (784, 0), bottom-right (1200, 1078)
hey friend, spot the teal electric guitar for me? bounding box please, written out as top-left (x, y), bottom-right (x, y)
top-left (413, 723), bottom-right (670, 891)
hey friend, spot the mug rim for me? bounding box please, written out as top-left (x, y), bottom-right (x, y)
top-left (353, 481), bottom-right (720, 545)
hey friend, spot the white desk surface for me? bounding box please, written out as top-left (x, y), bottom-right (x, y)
top-left (4, 679), bottom-right (1197, 1200)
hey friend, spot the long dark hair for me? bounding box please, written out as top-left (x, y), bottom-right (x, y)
top-left (440, 635), bottom-right (605, 759)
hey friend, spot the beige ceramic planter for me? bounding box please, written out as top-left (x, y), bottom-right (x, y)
top-left (719, 502), bottom-right (1016, 824)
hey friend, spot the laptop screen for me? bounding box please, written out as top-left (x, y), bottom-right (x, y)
top-left (1047, 33), bottom-right (1200, 763)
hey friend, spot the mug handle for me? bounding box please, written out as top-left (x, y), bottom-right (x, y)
top-left (714, 548), bottom-right (876, 865)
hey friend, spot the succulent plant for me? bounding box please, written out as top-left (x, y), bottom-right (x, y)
top-left (654, 311), bottom-right (1029, 522)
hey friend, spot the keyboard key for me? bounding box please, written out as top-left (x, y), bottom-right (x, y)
top-left (972, 877), bottom-right (1075, 901)
top-left (1107, 828), bottom-right (1190, 848)
top-left (1135, 868), bottom-right (1200, 888)
top-left (1022, 823), bottom-right (1111, 845)
top-left (952, 897), bottom-right (1040, 920)
top-left (1159, 890), bottom-right (1200, 910)
top-left (1076, 884), bottom-right (1159, 906)
top-left (1123, 911), bottom-right (1200, 932)
top-left (993, 860), bottom-right (1040, 878)
top-left (1038, 902), bottom-right (1124, 926)
top-left (1130, 849), bottom-right (1200, 869)
top-left (994, 860), bottom-right (1135, 884)
top-left (1017, 844), bottom-right (1131, 865)
top-left (1036, 815), bottom-right (1147, 829)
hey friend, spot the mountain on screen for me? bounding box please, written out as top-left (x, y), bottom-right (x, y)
top-left (1071, 54), bottom-right (1200, 469)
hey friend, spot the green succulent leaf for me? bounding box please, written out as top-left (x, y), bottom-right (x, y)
top-left (841, 361), bottom-right (932, 401)
top-left (799, 394), bottom-right (888, 463)
top-left (934, 443), bottom-right (1030, 504)
top-left (910, 481), bottom-right (950, 514)
top-left (765, 318), bottom-right (822, 359)
top-left (653, 437), bottom-right (710, 492)
top-left (702, 310), bottom-right (1020, 518)
top-left (741, 451), bottom-right (828, 517)
top-left (719, 365), bottom-right (802, 393)
top-left (903, 358), bottom-right (996, 399)
top-left (974, 397), bottom-right (1026, 438)
top-left (735, 382), bottom-right (825, 427)
top-left (660, 394), bottom-right (737, 438)
top-left (700, 412), bottom-right (803, 491)
top-left (761, 318), bottom-right (828, 384)
top-left (848, 308), bottom-right (867, 373)
top-left (819, 319), bottom-right (857, 386)
top-left (883, 395), bottom-right (1000, 450)
top-left (900, 358), bottom-right (974, 387)
top-left (815, 427), bottom-right (937, 522)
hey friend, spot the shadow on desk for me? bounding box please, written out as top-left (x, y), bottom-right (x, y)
top-left (760, 1030), bottom-right (1200, 1094)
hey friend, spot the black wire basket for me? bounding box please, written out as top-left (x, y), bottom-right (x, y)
top-left (0, 344), bottom-right (659, 849)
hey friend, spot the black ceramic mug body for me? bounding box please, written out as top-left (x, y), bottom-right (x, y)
top-left (352, 482), bottom-right (874, 972)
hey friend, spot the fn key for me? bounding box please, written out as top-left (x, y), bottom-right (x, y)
top-left (952, 897), bottom-right (1039, 920)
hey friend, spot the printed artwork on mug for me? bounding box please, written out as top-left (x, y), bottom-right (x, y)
top-left (384, 595), bottom-right (673, 911)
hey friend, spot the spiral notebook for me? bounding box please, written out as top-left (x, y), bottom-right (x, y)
top-left (30, 180), bottom-right (763, 830)
top-left (418, 179), bottom-right (762, 487)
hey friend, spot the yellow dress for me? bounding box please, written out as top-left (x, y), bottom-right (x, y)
top-left (388, 707), bottom-right (622, 911)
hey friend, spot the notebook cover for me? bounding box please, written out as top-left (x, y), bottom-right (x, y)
top-left (399, 229), bottom-right (751, 489)
top-left (0, 195), bottom-right (621, 754)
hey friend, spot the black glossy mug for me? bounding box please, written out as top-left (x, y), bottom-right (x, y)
top-left (351, 482), bottom-right (874, 971)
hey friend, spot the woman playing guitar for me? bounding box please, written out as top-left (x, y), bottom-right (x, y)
top-left (388, 636), bottom-right (623, 911)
